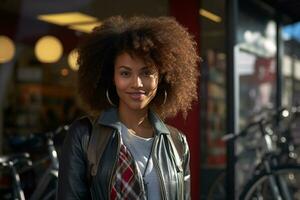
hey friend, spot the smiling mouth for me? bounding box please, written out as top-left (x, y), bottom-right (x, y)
top-left (127, 92), bottom-right (146, 100)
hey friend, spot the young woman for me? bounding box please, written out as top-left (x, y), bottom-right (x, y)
top-left (57, 16), bottom-right (199, 200)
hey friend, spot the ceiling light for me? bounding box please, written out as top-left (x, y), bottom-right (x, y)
top-left (61, 68), bottom-right (69, 76)
top-left (35, 35), bottom-right (63, 63)
top-left (0, 35), bottom-right (15, 63)
top-left (38, 12), bottom-right (97, 26)
top-left (69, 21), bottom-right (102, 33)
top-left (199, 9), bottom-right (222, 23)
top-left (68, 49), bottom-right (79, 71)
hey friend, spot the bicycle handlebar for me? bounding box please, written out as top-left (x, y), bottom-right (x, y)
top-left (222, 107), bottom-right (289, 142)
top-left (0, 153), bottom-right (32, 167)
top-left (45, 124), bottom-right (69, 139)
top-left (291, 105), bottom-right (300, 115)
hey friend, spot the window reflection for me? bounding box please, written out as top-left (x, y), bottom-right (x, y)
top-left (235, 3), bottom-right (277, 195)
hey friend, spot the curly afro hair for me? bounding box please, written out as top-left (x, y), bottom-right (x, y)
top-left (77, 15), bottom-right (199, 119)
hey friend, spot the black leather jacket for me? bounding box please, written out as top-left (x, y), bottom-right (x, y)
top-left (57, 108), bottom-right (190, 200)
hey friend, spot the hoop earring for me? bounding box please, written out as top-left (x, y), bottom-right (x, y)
top-left (162, 90), bottom-right (167, 105)
top-left (106, 89), bottom-right (116, 107)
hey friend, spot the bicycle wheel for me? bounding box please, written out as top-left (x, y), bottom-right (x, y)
top-left (207, 171), bottom-right (226, 200)
top-left (239, 165), bottom-right (300, 200)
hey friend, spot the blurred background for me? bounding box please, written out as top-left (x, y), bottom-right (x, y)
top-left (1, 0), bottom-right (300, 199)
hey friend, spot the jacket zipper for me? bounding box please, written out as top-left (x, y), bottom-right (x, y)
top-left (152, 136), bottom-right (167, 200)
top-left (108, 132), bottom-right (120, 200)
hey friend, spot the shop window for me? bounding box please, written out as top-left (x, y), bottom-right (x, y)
top-left (235, 1), bottom-right (277, 195)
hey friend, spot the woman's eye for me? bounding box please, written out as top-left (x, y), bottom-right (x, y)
top-left (143, 71), bottom-right (150, 76)
top-left (142, 70), bottom-right (153, 76)
top-left (120, 71), bottom-right (130, 76)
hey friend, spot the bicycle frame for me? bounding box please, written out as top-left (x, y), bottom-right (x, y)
top-left (0, 153), bottom-right (30, 200)
top-left (250, 122), bottom-right (294, 200)
top-left (211, 107), bottom-right (300, 200)
top-left (29, 129), bottom-right (61, 200)
top-left (29, 167), bottom-right (58, 200)
top-left (2, 125), bottom-right (67, 200)
top-left (10, 161), bottom-right (26, 200)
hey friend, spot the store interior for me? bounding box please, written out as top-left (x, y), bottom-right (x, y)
top-left (1, 0), bottom-right (300, 199)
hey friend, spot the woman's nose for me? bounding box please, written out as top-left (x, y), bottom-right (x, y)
top-left (132, 75), bottom-right (143, 88)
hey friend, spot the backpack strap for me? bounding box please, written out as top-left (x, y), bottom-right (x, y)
top-left (166, 125), bottom-right (184, 159)
top-left (84, 117), bottom-right (113, 185)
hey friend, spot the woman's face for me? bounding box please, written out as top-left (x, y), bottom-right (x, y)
top-left (114, 52), bottom-right (159, 112)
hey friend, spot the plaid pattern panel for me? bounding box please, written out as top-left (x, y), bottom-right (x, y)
top-left (110, 144), bottom-right (143, 200)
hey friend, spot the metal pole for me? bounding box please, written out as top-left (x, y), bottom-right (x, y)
top-left (226, 0), bottom-right (238, 199)
top-left (276, 9), bottom-right (283, 112)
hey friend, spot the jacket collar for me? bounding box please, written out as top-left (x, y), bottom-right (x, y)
top-left (96, 107), bottom-right (170, 135)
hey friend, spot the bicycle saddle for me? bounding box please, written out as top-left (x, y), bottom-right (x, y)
top-left (0, 152), bottom-right (30, 165)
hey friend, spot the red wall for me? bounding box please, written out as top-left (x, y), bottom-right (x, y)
top-left (168, 0), bottom-right (201, 199)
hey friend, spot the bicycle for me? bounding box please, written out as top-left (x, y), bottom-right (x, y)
top-left (0, 153), bottom-right (31, 200)
top-left (0, 125), bottom-right (68, 200)
top-left (207, 107), bottom-right (300, 200)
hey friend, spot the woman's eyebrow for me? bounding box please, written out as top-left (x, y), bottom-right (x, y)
top-left (118, 66), bottom-right (149, 70)
top-left (141, 66), bottom-right (156, 71)
top-left (140, 66), bottom-right (149, 70)
top-left (118, 66), bottom-right (132, 70)
top-left (141, 66), bottom-right (158, 73)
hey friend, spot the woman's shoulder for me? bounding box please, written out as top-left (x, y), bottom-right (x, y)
top-left (165, 124), bottom-right (185, 137)
top-left (67, 116), bottom-right (93, 140)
